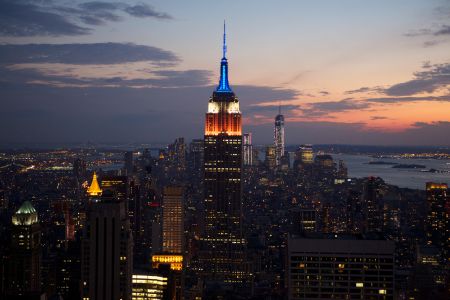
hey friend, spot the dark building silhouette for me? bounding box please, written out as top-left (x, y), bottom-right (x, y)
top-left (81, 189), bottom-right (133, 300)
top-left (5, 201), bottom-right (41, 297)
top-left (124, 151), bottom-right (134, 175)
top-left (425, 182), bottom-right (449, 261)
top-left (364, 177), bottom-right (383, 233)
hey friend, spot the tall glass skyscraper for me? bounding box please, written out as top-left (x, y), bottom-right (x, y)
top-left (199, 23), bottom-right (249, 290)
top-left (274, 106), bottom-right (285, 167)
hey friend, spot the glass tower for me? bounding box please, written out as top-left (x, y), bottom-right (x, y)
top-left (274, 106), bottom-right (285, 167)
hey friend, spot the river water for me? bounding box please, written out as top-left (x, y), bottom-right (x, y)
top-left (332, 154), bottom-right (450, 190)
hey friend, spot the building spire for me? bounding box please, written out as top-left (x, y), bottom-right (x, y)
top-left (87, 171), bottom-right (102, 196)
top-left (216, 21), bottom-right (232, 92)
top-left (223, 20), bottom-right (227, 59)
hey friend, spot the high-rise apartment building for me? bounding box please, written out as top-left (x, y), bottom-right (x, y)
top-left (274, 107), bottom-right (285, 167)
top-left (199, 23), bottom-right (249, 288)
top-left (81, 191), bottom-right (133, 300)
top-left (287, 234), bottom-right (395, 300)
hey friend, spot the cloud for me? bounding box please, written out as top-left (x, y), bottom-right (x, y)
top-left (311, 99), bottom-right (369, 111)
top-left (384, 63), bottom-right (450, 96)
top-left (343, 63), bottom-right (450, 103)
top-left (434, 25), bottom-right (450, 36)
top-left (246, 104), bottom-right (299, 114)
top-left (370, 116), bottom-right (388, 120)
top-left (0, 43), bottom-right (179, 65)
top-left (423, 40), bottom-right (445, 48)
top-left (365, 94), bottom-right (450, 103)
top-left (300, 99), bottom-right (370, 117)
top-left (0, 0), bottom-right (90, 36)
top-left (405, 25), bottom-right (450, 37)
top-left (76, 1), bottom-right (173, 24)
top-left (81, 69), bottom-right (213, 88)
top-left (79, 1), bottom-right (121, 11)
top-left (125, 4), bottom-right (172, 19)
top-left (0, 65), bottom-right (213, 89)
top-left (404, 28), bottom-right (432, 37)
top-left (0, 42), bottom-right (215, 89)
top-left (0, 0), bottom-right (172, 37)
top-left (345, 86), bottom-right (383, 94)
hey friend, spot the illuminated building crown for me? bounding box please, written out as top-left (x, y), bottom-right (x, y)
top-left (205, 22), bottom-right (241, 136)
top-left (87, 171), bottom-right (102, 196)
top-left (12, 201), bottom-right (38, 225)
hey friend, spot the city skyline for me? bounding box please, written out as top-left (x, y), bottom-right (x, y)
top-left (1, 0), bottom-right (450, 146)
top-left (0, 4), bottom-right (449, 299)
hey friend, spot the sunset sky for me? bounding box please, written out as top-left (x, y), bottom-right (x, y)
top-left (1, 0), bottom-right (450, 146)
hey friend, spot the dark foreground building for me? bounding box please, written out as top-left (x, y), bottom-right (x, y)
top-left (81, 190), bottom-right (133, 300)
top-left (287, 234), bottom-right (395, 300)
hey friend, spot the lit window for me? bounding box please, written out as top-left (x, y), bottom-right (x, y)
top-left (356, 282), bottom-right (364, 288)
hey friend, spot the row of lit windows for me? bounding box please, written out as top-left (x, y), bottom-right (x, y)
top-left (205, 167), bottom-right (240, 172)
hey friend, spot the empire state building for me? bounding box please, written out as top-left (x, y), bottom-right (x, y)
top-left (199, 23), bottom-right (249, 289)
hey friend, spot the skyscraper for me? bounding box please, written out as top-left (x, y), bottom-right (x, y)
top-left (243, 133), bottom-right (253, 166)
top-left (200, 23), bottom-right (249, 289)
top-left (168, 137), bottom-right (186, 172)
top-left (152, 186), bottom-right (184, 299)
top-left (81, 190), bottom-right (133, 300)
top-left (364, 177), bottom-right (383, 233)
top-left (274, 106), bottom-right (285, 167)
top-left (162, 186), bottom-right (184, 254)
top-left (425, 182), bottom-right (449, 261)
top-left (5, 201), bottom-right (41, 297)
top-left (124, 151), bottom-right (134, 175)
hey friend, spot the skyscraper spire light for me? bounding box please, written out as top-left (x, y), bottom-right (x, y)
top-left (216, 20), bottom-right (231, 92)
